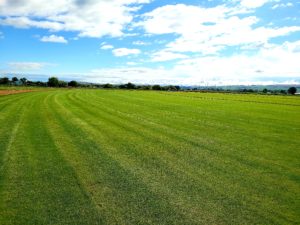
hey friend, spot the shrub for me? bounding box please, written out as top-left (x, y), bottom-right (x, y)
top-left (288, 87), bottom-right (297, 95)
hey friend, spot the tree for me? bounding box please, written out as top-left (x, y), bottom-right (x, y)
top-left (174, 86), bottom-right (181, 91)
top-left (20, 77), bottom-right (27, 85)
top-left (103, 83), bottom-right (113, 88)
top-left (0, 77), bottom-right (10, 85)
top-left (280, 90), bottom-right (287, 94)
top-left (58, 80), bottom-right (67, 87)
top-left (48, 77), bottom-right (59, 87)
top-left (119, 84), bottom-right (126, 89)
top-left (139, 85), bottom-right (151, 90)
top-left (152, 85), bottom-right (161, 90)
top-left (165, 85), bottom-right (181, 91)
top-left (262, 88), bottom-right (268, 93)
top-left (68, 80), bottom-right (78, 87)
top-left (126, 82), bottom-right (136, 89)
top-left (288, 87), bottom-right (297, 95)
top-left (119, 82), bottom-right (136, 89)
top-left (12, 77), bottom-right (19, 83)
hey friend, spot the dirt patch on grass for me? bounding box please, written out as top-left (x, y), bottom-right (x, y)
top-left (0, 90), bottom-right (34, 96)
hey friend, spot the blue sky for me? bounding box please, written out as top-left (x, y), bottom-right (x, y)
top-left (0, 0), bottom-right (300, 85)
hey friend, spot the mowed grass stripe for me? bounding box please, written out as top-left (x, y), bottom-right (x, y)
top-left (56, 90), bottom-right (295, 224)
top-left (0, 94), bottom-right (34, 113)
top-left (0, 92), bottom-right (103, 225)
top-left (0, 93), bottom-right (38, 175)
top-left (58, 91), bottom-right (234, 223)
top-left (46, 91), bottom-right (192, 224)
top-left (0, 95), bottom-right (29, 190)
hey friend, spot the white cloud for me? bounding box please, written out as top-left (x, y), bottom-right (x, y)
top-left (272, 2), bottom-right (293, 9)
top-left (40, 35), bottom-right (68, 43)
top-left (101, 44), bottom-right (114, 50)
top-left (8, 62), bottom-right (48, 71)
top-left (0, 0), bottom-right (151, 38)
top-left (140, 4), bottom-right (229, 35)
top-left (139, 4), bottom-right (300, 56)
top-left (82, 40), bottom-right (300, 85)
top-left (112, 48), bottom-right (141, 57)
top-left (0, 16), bottom-right (64, 30)
top-left (239, 0), bottom-right (271, 8)
top-left (150, 50), bottom-right (188, 62)
top-left (172, 40), bottom-right (300, 83)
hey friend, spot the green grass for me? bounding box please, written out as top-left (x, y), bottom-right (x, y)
top-left (0, 89), bottom-right (299, 224)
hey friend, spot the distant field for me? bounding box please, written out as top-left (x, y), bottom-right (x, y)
top-left (0, 89), bottom-right (299, 224)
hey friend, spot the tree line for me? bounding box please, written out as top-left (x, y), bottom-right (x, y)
top-left (0, 76), bottom-right (298, 94)
top-left (189, 87), bottom-right (298, 95)
top-left (0, 76), bottom-right (181, 91)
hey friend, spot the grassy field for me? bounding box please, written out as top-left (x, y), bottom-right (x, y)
top-left (0, 89), bottom-right (299, 224)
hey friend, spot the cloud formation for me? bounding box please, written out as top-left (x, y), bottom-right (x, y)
top-left (8, 62), bottom-right (48, 71)
top-left (238, 0), bottom-right (272, 9)
top-left (112, 48), bottom-right (141, 57)
top-left (140, 3), bottom-right (300, 55)
top-left (150, 50), bottom-right (188, 62)
top-left (0, 0), bottom-right (150, 38)
top-left (40, 35), bottom-right (68, 43)
top-left (101, 45), bottom-right (114, 50)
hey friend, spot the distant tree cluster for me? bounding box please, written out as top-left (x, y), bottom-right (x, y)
top-left (188, 87), bottom-right (298, 95)
top-left (99, 82), bottom-right (181, 91)
top-left (112, 83), bottom-right (180, 91)
top-left (0, 76), bottom-right (298, 95)
top-left (0, 77), bottom-right (30, 86)
top-left (0, 76), bottom-right (79, 88)
top-left (288, 87), bottom-right (297, 95)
